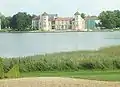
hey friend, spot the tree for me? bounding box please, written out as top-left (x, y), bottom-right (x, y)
top-left (6, 16), bottom-right (12, 28)
top-left (0, 14), bottom-right (12, 29)
top-left (114, 10), bottom-right (120, 28)
top-left (81, 13), bottom-right (86, 19)
top-left (98, 11), bottom-right (116, 29)
top-left (11, 12), bottom-right (32, 31)
top-left (0, 58), bottom-right (4, 79)
top-left (0, 14), bottom-right (6, 29)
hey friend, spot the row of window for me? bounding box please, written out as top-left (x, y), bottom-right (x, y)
top-left (55, 25), bottom-right (70, 29)
top-left (33, 21), bottom-right (82, 27)
top-left (55, 21), bottom-right (70, 25)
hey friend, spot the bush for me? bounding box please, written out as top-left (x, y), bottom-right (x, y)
top-left (5, 64), bottom-right (20, 78)
top-left (0, 58), bottom-right (4, 79)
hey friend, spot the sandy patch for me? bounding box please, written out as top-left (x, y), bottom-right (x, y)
top-left (0, 77), bottom-right (120, 87)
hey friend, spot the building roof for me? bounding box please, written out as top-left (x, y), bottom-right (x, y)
top-left (32, 13), bottom-right (58, 21)
top-left (48, 14), bottom-right (58, 21)
top-left (85, 16), bottom-right (98, 20)
top-left (74, 11), bottom-right (80, 15)
top-left (48, 14), bottom-right (58, 18)
top-left (42, 12), bottom-right (48, 16)
top-left (48, 18), bottom-right (54, 21)
top-left (55, 17), bottom-right (73, 21)
top-left (32, 16), bottom-right (40, 20)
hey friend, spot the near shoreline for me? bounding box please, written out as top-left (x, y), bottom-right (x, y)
top-left (1, 45), bottom-right (120, 81)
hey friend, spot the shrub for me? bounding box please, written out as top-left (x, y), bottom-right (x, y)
top-left (113, 59), bottom-right (120, 69)
top-left (5, 64), bottom-right (20, 78)
top-left (0, 58), bottom-right (4, 79)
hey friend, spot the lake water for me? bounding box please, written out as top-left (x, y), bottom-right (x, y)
top-left (0, 32), bottom-right (120, 58)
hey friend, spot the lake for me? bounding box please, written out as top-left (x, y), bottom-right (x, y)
top-left (0, 32), bottom-right (120, 58)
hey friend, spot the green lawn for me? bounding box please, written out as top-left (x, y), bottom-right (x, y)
top-left (21, 70), bottom-right (120, 81)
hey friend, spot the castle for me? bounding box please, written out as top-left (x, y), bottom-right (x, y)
top-left (32, 11), bottom-right (86, 31)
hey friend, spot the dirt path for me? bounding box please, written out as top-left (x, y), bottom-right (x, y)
top-left (0, 77), bottom-right (120, 87)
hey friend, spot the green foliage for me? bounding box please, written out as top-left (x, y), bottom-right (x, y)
top-left (3, 45), bottom-right (120, 73)
top-left (0, 58), bottom-right (4, 79)
top-left (3, 58), bottom-right (19, 73)
top-left (0, 14), bottom-right (12, 29)
top-left (10, 12), bottom-right (32, 31)
top-left (5, 64), bottom-right (20, 78)
top-left (98, 10), bottom-right (120, 29)
top-left (31, 14), bottom-right (37, 19)
top-left (81, 13), bottom-right (86, 19)
top-left (0, 29), bottom-right (9, 32)
top-left (114, 10), bottom-right (120, 28)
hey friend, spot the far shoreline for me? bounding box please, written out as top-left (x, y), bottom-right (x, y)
top-left (0, 28), bottom-right (119, 33)
top-left (0, 30), bottom-right (117, 33)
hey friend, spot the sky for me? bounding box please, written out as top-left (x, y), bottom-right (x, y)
top-left (0, 0), bottom-right (120, 17)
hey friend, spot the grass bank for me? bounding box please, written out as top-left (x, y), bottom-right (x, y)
top-left (21, 70), bottom-right (120, 81)
top-left (1, 45), bottom-right (120, 81)
top-left (3, 45), bottom-right (120, 73)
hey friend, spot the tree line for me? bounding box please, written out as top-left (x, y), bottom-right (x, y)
top-left (0, 10), bottom-right (120, 31)
top-left (0, 12), bottom-right (37, 31)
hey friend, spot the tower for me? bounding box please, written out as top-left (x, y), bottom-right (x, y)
top-left (74, 11), bottom-right (83, 30)
top-left (41, 12), bottom-right (49, 31)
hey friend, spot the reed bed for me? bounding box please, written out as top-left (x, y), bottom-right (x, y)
top-left (2, 45), bottom-right (120, 73)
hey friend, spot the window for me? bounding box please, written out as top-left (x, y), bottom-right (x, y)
top-left (44, 16), bottom-right (46, 19)
top-left (62, 20), bottom-right (64, 24)
top-left (72, 22), bottom-right (74, 25)
top-left (65, 25), bottom-right (67, 29)
top-left (43, 24), bottom-right (46, 27)
top-left (76, 22), bottom-right (79, 26)
top-left (43, 16), bottom-right (47, 21)
top-left (55, 21), bottom-right (58, 25)
top-left (58, 21), bottom-right (61, 25)
top-left (49, 22), bottom-right (51, 26)
top-left (66, 21), bottom-right (69, 25)
top-left (43, 22), bottom-right (46, 27)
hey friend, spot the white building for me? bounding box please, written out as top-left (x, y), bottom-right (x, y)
top-left (72, 11), bottom-right (85, 31)
top-left (32, 11), bottom-right (85, 31)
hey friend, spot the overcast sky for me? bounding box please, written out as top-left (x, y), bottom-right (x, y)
top-left (0, 0), bottom-right (120, 16)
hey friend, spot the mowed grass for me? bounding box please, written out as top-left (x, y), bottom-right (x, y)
top-left (21, 70), bottom-right (120, 81)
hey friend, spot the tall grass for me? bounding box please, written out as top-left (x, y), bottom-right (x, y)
top-left (0, 58), bottom-right (4, 79)
top-left (3, 45), bottom-right (120, 72)
top-left (5, 64), bottom-right (20, 78)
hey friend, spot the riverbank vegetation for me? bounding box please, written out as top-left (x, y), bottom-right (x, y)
top-left (0, 58), bottom-right (20, 79)
top-left (1, 45), bottom-right (120, 80)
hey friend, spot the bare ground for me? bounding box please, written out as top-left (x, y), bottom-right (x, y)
top-left (0, 77), bottom-right (120, 87)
